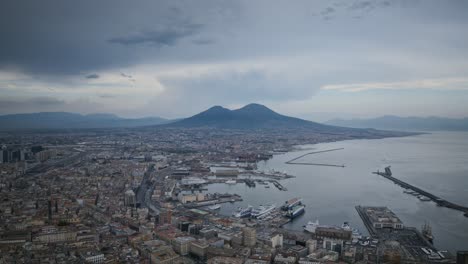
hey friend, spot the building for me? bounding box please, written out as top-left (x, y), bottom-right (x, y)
top-left (306, 239), bottom-right (317, 254)
top-left (208, 257), bottom-right (243, 264)
top-left (315, 226), bottom-right (352, 254)
top-left (35, 230), bottom-right (77, 243)
top-left (79, 251), bottom-right (105, 263)
top-left (158, 209), bottom-right (172, 225)
top-left (458, 251), bottom-right (468, 264)
top-left (179, 193), bottom-right (196, 204)
top-left (274, 254), bottom-right (296, 264)
top-left (362, 207), bottom-right (404, 229)
top-left (172, 236), bottom-right (195, 255)
top-left (190, 239), bottom-right (210, 259)
top-left (124, 190), bottom-right (136, 207)
top-left (243, 227), bottom-right (256, 247)
top-left (271, 233), bottom-right (283, 248)
top-left (215, 169), bottom-right (239, 177)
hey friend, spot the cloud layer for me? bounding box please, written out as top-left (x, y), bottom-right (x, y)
top-left (1, 0), bottom-right (468, 119)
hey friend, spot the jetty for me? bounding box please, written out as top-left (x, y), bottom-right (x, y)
top-left (374, 166), bottom-right (468, 217)
top-left (285, 148), bottom-right (345, 167)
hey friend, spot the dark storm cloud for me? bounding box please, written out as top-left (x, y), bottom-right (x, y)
top-left (0, 0), bottom-right (214, 75)
top-left (108, 23), bottom-right (203, 46)
top-left (86, 74), bottom-right (100, 79)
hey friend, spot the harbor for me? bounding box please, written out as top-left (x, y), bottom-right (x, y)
top-left (373, 166), bottom-right (468, 217)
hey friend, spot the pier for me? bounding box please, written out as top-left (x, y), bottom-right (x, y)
top-left (271, 180), bottom-right (287, 191)
top-left (285, 148), bottom-right (345, 167)
top-left (374, 167), bottom-right (468, 217)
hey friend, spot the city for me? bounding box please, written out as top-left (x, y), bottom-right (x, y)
top-left (0, 125), bottom-right (464, 263)
top-left (1, 0), bottom-right (468, 263)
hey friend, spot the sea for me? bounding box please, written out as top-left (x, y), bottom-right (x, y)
top-left (204, 131), bottom-right (468, 253)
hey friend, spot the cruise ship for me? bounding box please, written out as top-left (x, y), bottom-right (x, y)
top-left (234, 205), bottom-right (253, 218)
top-left (251, 204), bottom-right (276, 218)
top-left (304, 219), bottom-right (320, 233)
top-left (281, 197), bottom-right (303, 211)
top-left (286, 205), bottom-right (305, 219)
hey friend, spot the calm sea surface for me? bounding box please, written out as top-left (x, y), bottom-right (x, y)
top-left (205, 131), bottom-right (468, 253)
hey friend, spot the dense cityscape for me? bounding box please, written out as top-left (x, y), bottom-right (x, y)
top-left (0, 126), bottom-right (465, 263)
top-left (2, 0), bottom-right (468, 263)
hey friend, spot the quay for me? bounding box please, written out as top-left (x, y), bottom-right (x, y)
top-left (285, 148), bottom-right (345, 167)
top-left (374, 166), bottom-right (468, 217)
top-left (184, 195), bottom-right (243, 208)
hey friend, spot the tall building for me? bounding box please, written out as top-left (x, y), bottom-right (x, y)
top-left (172, 237), bottom-right (195, 256)
top-left (242, 227), bottom-right (256, 247)
top-left (458, 251), bottom-right (468, 264)
top-left (158, 209), bottom-right (172, 225)
top-left (124, 190), bottom-right (136, 207)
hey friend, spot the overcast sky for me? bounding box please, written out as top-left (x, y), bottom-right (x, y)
top-left (1, 0), bottom-right (467, 120)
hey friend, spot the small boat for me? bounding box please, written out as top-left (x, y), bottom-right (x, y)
top-left (208, 204), bottom-right (221, 210)
top-left (419, 196), bottom-right (431, 202)
top-left (265, 185), bottom-right (270, 188)
top-left (225, 180), bottom-right (236, 185)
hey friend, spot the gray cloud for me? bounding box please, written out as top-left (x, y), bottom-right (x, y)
top-left (108, 23), bottom-right (203, 46)
top-left (349, 1), bottom-right (375, 11)
top-left (86, 74), bottom-right (99, 79)
top-left (1, 0), bottom-right (468, 118)
top-left (321, 7), bottom-right (336, 16)
top-left (192, 38), bottom-right (215, 45)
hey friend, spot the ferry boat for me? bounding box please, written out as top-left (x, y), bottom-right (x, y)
top-left (251, 204), bottom-right (276, 218)
top-left (286, 205), bottom-right (305, 219)
top-left (281, 197), bottom-right (303, 211)
top-left (208, 204), bottom-right (221, 210)
top-left (234, 205), bottom-right (253, 218)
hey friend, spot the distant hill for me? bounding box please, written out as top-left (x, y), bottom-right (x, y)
top-left (0, 112), bottom-right (170, 130)
top-left (167, 103), bottom-right (362, 132)
top-left (326, 115), bottom-right (468, 131)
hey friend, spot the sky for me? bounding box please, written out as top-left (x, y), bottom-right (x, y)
top-left (1, 0), bottom-right (468, 121)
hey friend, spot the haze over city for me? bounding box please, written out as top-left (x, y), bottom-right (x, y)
top-left (1, 0), bottom-right (468, 120)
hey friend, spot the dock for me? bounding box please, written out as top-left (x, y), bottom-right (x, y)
top-left (374, 166), bottom-right (468, 217)
top-left (285, 148), bottom-right (345, 167)
top-left (184, 195), bottom-right (243, 208)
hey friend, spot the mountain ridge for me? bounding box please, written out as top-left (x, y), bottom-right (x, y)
top-left (326, 115), bottom-right (468, 131)
top-left (0, 112), bottom-right (169, 130)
